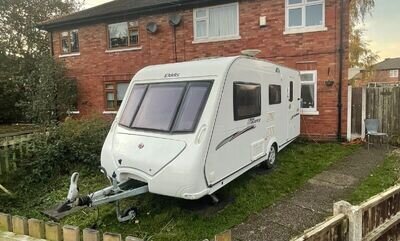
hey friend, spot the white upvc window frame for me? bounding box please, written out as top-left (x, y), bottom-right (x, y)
top-left (300, 70), bottom-right (319, 115)
top-left (389, 69), bottom-right (399, 78)
top-left (284, 0), bottom-right (327, 35)
top-left (193, 2), bottom-right (240, 43)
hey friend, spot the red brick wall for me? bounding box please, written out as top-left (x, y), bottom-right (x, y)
top-left (52, 0), bottom-right (349, 140)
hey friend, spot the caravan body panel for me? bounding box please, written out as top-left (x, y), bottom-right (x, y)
top-left (101, 56), bottom-right (300, 200)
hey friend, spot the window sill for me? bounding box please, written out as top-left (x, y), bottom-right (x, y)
top-left (59, 53), bottom-right (80, 58)
top-left (301, 111), bottom-right (319, 116)
top-left (67, 110), bottom-right (80, 115)
top-left (105, 46), bottom-right (142, 53)
top-left (284, 26), bottom-right (327, 35)
top-left (192, 36), bottom-right (241, 44)
top-left (103, 111), bottom-right (118, 114)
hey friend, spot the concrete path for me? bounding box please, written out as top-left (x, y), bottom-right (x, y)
top-left (232, 146), bottom-right (387, 241)
top-left (0, 231), bottom-right (45, 241)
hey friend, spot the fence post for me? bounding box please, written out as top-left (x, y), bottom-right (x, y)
top-left (28, 218), bottom-right (45, 238)
top-left (63, 225), bottom-right (80, 241)
top-left (0, 213), bottom-right (12, 232)
top-left (103, 232), bottom-right (122, 241)
top-left (12, 215), bottom-right (29, 235)
top-left (45, 222), bottom-right (62, 241)
top-left (83, 228), bottom-right (100, 241)
top-left (347, 86), bottom-right (352, 141)
top-left (361, 87), bottom-right (367, 140)
top-left (334, 201), bottom-right (362, 241)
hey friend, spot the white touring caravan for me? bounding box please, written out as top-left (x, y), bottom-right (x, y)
top-left (56, 54), bottom-right (301, 221)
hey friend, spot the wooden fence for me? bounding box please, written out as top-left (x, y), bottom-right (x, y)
top-left (349, 86), bottom-right (400, 140)
top-left (0, 212), bottom-right (231, 241)
top-left (366, 87), bottom-right (400, 136)
top-left (0, 131), bottom-right (34, 176)
top-left (292, 184), bottom-right (400, 241)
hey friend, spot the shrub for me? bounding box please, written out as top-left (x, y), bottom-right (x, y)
top-left (390, 134), bottom-right (400, 147)
top-left (21, 117), bottom-right (110, 184)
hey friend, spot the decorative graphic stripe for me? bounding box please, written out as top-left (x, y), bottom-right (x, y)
top-left (216, 125), bottom-right (256, 150)
top-left (291, 113), bottom-right (300, 120)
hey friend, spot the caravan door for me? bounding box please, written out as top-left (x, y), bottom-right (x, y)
top-left (287, 76), bottom-right (300, 140)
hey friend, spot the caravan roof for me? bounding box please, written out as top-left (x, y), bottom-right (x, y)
top-left (134, 56), bottom-right (238, 82)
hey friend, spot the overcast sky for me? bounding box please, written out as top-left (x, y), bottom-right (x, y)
top-left (84, 0), bottom-right (399, 60)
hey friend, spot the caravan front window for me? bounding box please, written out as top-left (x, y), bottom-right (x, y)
top-left (119, 81), bottom-right (212, 133)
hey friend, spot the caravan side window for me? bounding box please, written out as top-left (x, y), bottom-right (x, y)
top-left (269, 85), bottom-right (281, 105)
top-left (233, 82), bottom-right (261, 121)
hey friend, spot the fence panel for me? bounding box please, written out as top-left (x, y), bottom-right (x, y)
top-left (292, 214), bottom-right (349, 241)
top-left (0, 131), bottom-right (34, 176)
top-left (359, 184), bottom-right (400, 241)
top-left (366, 87), bottom-right (400, 135)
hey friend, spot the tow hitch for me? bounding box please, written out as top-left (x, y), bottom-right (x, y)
top-left (48, 171), bottom-right (148, 222)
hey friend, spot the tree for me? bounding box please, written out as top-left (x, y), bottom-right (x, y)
top-left (0, 0), bottom-right (83, 123)
top-left (349, 28), bottom-right (379, 69)
top-left (349, 0), bottom-right (379, 68)
top-left (21, 55), bottom-right (78, 124)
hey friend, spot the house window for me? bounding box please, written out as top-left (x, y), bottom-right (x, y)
top-left (104, 82), bottom-right (130, 110)
top-left (269, 85), bottom-right (282, 105)
top-left (108, 21), bottom-right (139, 49)
top-left (61, 30), bottom-right (79, 54)
top-left (389, 70), bottom-right (399, 78)
top-left (233, 82), bottom-right (261, 121)
top-left (286, 0), bottom-right (325, 31)
top-left (300, 70), bottom-right (318, 113)
top-left (193, 3), bottom-right (239, 41)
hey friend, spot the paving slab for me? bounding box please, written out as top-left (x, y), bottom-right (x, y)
top-left (232, 147), bottom-right (387, 241)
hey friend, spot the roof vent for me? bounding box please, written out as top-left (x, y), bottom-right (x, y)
top-left (241, 49), bottom-right (261, 57)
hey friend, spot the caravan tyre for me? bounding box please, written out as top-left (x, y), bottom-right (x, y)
top-left (265, 145), bottom-right (277, 169)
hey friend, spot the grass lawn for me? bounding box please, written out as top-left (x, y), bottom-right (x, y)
top-left (0, 142), bottom-right (358, 241)
top-left (347, 150), bottom-right (400, 204)
top-left (0, 124), bottom-right (37, 135)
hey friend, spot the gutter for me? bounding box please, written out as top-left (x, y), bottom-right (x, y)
top-left (38, 0), bottom-right (235, 31)
top-left (337, 0), bottom-right (345, 141)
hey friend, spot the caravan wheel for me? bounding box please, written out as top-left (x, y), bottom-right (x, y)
top-left (264, 145), bottom-right (277, 169)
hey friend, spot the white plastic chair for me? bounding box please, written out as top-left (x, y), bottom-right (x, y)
top-left (365, 119), bottom-right (389, 150)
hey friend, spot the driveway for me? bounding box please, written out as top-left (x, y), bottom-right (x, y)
top-left (232, 146), bottom-right (387, 241)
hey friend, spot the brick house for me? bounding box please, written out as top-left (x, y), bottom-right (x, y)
top-left (354, 58), bottom-right (400, 87)
top-left (39, 0), bottom-right (350, 140)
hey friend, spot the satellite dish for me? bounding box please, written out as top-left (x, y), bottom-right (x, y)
top-left (169, 14), bottom-right (182, 26)
top-left (146, 22), bottom-right (158, 33)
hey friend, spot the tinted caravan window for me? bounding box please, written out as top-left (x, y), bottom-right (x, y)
top-left (269, 85), bottom-right (281, 105)
top-left (233, 82), bottom-right (261, 121)
top-left (173, 82), bottom-right (211, 132)
top-left (119, 85), bottom-right (147, 127)
top-left (119, 81), bottom-right (212, 133)
top-left (133, 83), bottom-right (186, 131)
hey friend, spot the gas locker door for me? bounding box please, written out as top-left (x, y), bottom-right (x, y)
top-left (288, 76), bottom-right (300, 140)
